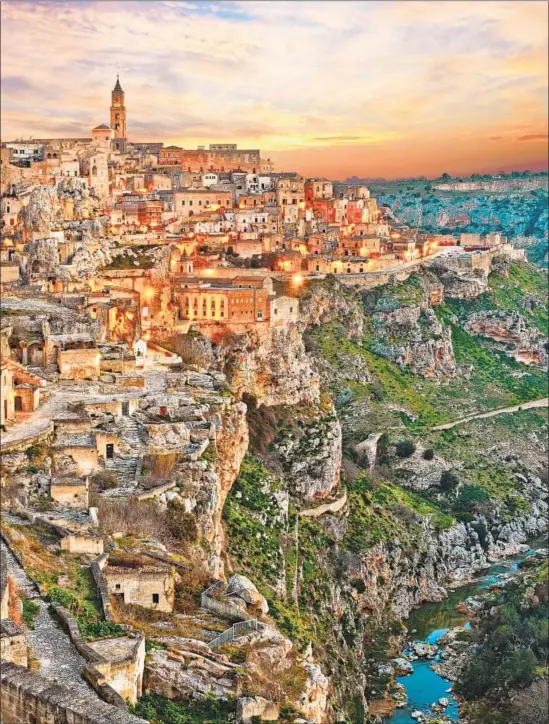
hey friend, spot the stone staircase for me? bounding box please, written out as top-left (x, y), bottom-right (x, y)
top-left (103, 416), bottom-right (148, 493)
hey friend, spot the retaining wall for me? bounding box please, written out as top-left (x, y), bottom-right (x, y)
top-left (0, 662), bottom-right (149, 724)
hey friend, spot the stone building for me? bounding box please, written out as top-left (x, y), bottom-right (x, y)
top-left (176, 278), bottom-right (271, 325)
top-left (50, 477), bottom-right (89, 508)
top-left (110, 76), bottom-right (127, 143)
top-left (104, 561), bottom-right (175, 612)
top-left (0, 357), bottom-right (15, 426)
top-left (0, 620), bottom-right (28, 667)
top-left (173, 189), bottom-right (234, 218)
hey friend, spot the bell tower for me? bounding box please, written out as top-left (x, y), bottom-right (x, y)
top-left (110, 75), bottom-right (126, 140)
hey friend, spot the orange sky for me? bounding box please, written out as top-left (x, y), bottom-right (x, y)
top-left (1, 0), bottom-right (547, 179)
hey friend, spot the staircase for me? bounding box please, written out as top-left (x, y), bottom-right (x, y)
top-left (103, 416), bottom-right (147, 493)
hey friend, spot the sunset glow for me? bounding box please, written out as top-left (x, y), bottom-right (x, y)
top-left (1, 0), bottom-right (547, 178)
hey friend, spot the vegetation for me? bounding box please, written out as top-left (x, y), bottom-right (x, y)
top-left (395, 440), bottom-right (416, 458)
top-left (166, 499), bottom-right (199, 543)
top-left (456, 562), bottom-right (548, 723)
top-left (132, 693), bottom-right (236, 723)
top-left (22, 599), bottom-right (40, 629)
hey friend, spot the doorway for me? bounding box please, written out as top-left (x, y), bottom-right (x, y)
top-left (106, 443), bottom-right (114, 460)
top-left (14, 396), bottom-right (23, 412)
top-left (121, 401), bottom-right (129, 416)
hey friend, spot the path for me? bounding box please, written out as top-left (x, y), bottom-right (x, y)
top-left (431, 397), bottom-right (548, 431)
top-left (0, 389), bottom-right (81, 448)
top-left (2, 543), bottom-right (93, 693)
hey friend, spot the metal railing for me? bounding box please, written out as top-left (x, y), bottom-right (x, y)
top-left (208, 619), bottom-right (260, 650)
top-left (200, 580), bottom-right (225, 607)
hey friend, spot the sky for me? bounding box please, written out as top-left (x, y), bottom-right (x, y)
top-left (1, 0), bottom-right (548, 180)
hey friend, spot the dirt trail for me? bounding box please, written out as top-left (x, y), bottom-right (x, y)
top-left (431, 397), bottom-right (548, 431)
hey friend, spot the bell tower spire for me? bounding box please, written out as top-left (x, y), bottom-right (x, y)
top-left (110, 75), bottom-right (126, 140)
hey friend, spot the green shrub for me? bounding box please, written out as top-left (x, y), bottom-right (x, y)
top-left (132, 693), bottom-right (236, 723)
top-left (79, 620), bottom-right (125, 641)
top-left (423, 448), bottom-right (435, 461)
top-left (395, 440), bottom-right (416, 458)
top-left (440, 470), bottom-right (459, 491)
top-left (22, 600), bottom-right (40, 629)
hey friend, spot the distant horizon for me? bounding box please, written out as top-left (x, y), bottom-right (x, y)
top-left (1, 1), bottom-right (547, 179)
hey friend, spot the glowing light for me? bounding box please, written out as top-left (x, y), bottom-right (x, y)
top-left (145, 287), bottom-right (155, 300)
top-left (292, 274), bottom-right (303, 285)
top-left (204, 269), bottom-right (214, 276)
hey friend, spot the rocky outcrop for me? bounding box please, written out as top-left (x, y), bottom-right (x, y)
top-left (299, 278), bottom-right (364, 340)
top-left (435, 269), bottom-right (488, 300)
top-left (226, 574), bottom-right (269, 615)
top-left (222, 325), bottom-right (320, 407)
top-left (465, 310), bottom-right (547, 365)
top-left (274, 410), bottom-right (342, 501)
top-left (176, 402), bottom-right (248, 576)
top-left (236, 696), bottom-right (279, 723)
top-left (144, 644), bottom-right (238, 701)
top-left (370, 303), bottom-right (455, 377)
top-left (21, 185), bottom-right (63, 237)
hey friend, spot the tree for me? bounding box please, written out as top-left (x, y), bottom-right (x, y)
top-left (440, 470), bottom-right (459, 491)
top-left (395, 440), bottom-right (416, 458)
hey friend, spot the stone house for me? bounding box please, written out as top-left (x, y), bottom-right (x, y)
top-left (104, 562), bottom-right (175, 612)
top-left (50, 477), bottom-right (89, 508)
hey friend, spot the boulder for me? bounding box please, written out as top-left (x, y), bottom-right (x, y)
top-left (236, 696), bottom-right (279, 724)
top-left (392, 657), bottom-right (413, 675)
top-left (226, 574), bottom-right (269, 615)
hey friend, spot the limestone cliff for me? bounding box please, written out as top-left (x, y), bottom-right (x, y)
top-left (221, 325), bottom-right (320, 407)
top-left (363, 272), bottom-right (456, 377)
top-left (465, 309), bottom-right (547, 365)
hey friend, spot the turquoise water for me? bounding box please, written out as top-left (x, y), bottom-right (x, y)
top-left (386, 538), bottom-right (547, 723)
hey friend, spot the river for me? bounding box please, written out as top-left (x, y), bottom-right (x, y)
top-left (387, 536), bottom-right (548, 723)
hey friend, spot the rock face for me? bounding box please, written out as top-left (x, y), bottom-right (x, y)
top-left (435, 269), bottom-right (488, 300)
top-left (274, 410), bottom-right (342, 501)
top-left (236, 696), bottom-right (279, 723)
top-left (178, 402), bottom-right (248, 576)
top-left (21, 185), bottom-right (63, 237)
top-left (27, 237), bottom-right (61, 277)
top-left (369, 296), bottom-right (455, 377)
top-left (465, 310), bottom-right (547, 365)
top-left (222, 325), bottom-right (320, 407)
top-left (299, 277), bottom-right (365, 340)
top-left (144, 645), bottom-right (238, 701)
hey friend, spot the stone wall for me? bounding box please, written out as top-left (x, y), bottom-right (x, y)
top-left (103, 566), bottom-right (175, 612)
top-left (0, 662), bottom-right (149, 723)
top-left (0, 620), bottom-right (28, 667)
top-left (52, 603), bottom-right (145, 706)
top-left (58, 347), bottom-right (101, 380)
top-left (50, 480), bottom-right (89, 508)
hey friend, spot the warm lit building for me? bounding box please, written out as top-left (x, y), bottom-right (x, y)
top-left (177, 279), bottom-right (271, 325)
top-left (173, 189), bottom-right (234, 218)
top-left (304, 179), bottom-right (333, 201)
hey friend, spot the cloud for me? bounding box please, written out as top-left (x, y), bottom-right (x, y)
top-left (0, 0), bottom-right (547, 177)
top-left (517, 134), bottom-right (549, 142)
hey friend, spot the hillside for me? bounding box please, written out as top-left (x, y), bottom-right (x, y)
top-left (369, 174), bottom-right (548, 267)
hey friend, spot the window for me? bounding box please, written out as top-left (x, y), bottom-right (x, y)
top-left (115, 584), bottom-right (121, 590)
top-left (181, 200), bottom-right (185, 206)
top-left (152, 593), bottom-right (159, 604)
